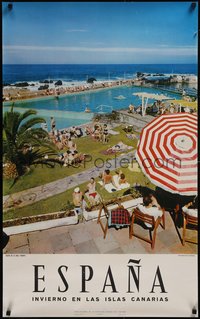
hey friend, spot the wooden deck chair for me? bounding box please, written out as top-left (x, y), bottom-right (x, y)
top-left (130, 207), bottom-right (165, 249)
top-left (182, 212), bottom-right (198, 246)
top-left (97, 202), bottom-right (132, 239)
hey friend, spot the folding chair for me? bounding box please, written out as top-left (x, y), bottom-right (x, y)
top-left (129, 207), bottom-right (165, 249)
top-left (182, 212), bottom-right (198, 246)
top-left (97, 202), bottom-right (132, 239)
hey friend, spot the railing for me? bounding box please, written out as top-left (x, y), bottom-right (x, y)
top-left (95, 104), bottom-right (113, 113)
top-left (155, 85), bottom-right (197, 97)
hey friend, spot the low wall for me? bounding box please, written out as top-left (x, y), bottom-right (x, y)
top-left (117, 111), bottom-right (154, 131)
top-left (3, 210), bottom-right (78, 235)
top-left (83, 197), bottom-right (143, 221)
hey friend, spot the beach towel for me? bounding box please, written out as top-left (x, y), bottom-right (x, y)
top-left (110, 208), bottom-right (130, 225)
top-left (126, 133), bottom-right (139, 140)
top-left (101, 142), bottom-right (133, 155)
top-left (108, 129), bottom-right (120, 135)
top-left (112, 175), bottom-right (130, 189)
top-left (98, 175), bottom-right (130, 193)
top-left (128, 163), bottom-right (141, 172)
top-left (98, 181), bottom-right (117, 192)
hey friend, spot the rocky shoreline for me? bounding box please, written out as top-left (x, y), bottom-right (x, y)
top-left (3, 79), bottom-right (134, 103)
top-left (3, 73), bottom-right (197, 104)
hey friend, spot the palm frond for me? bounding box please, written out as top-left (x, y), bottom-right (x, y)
top-left (18, 109), bottom-right (37, 122)
top-left (32, 158), bottom-right (62, 168)
top-left (3, 111), bottom-right (21, 142)
top-left (16, 129), bottom-right (49, 149)
top-left (3, 106), bottom-right (60, 183)
top-left (18, 117), bottom-right (46, 135)
top-left (9, 176), bottom-right (20, 189)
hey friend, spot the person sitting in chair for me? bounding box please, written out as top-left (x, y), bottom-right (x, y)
top-left (182, 196), bottom-right (198, 218)
top-left (137, 194), bottom-right (163, 226)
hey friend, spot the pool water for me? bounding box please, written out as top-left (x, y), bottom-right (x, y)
top-left (3, 107), bottom-right (94, 131)
top-left (3, 85), bottom-right (181, 129)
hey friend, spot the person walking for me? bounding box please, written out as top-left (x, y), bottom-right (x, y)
top-left (72, 187), bottom-right (83, 214)
top-left (50, 117), bottom-right (56, 132)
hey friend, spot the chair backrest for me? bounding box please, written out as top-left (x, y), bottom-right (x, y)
top-left (133, 207), bottom-right (155, 226)
top-left (110, 207), bottom-right (130, 225)
top-left (184, 213), bottom-right (198, 226)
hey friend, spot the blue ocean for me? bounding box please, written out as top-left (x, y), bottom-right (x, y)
top-left (2, 64), bottom-right (197, 84)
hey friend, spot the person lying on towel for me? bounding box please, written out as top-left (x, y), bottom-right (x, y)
top-left (100, 169), bottom-right (118, 189)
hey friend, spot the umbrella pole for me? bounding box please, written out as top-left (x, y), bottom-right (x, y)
top-left (144, 97), bottom-right (148, 116)
top-left (142, 96), bottom-right (144, 116)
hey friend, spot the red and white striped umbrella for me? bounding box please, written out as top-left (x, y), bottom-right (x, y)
top-left (136, 113), bottom-right (197, 195)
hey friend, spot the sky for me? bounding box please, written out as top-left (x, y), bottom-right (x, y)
top-left (2, 1), bottom-right (198, 64)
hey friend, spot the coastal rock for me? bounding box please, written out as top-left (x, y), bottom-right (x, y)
top-left (15, 82), bottom-right (29, 87)
top-left (38, 85), bottom-right (49, 90)
top-left (55, 80), bottom-right (63, 86)
top-left (3, 83), bottom-right (10, 86)
top-left (87, 77), bottom-right (97, 83)
top-left (39, 80), bottom-right (54, 84)
top-left (136, 72), bottom-right (144, 78)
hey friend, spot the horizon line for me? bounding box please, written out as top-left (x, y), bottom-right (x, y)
top-left (3, 62), bottom-right (198, 65)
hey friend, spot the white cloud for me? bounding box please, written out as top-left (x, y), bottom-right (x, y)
top-left (3, 45), bottom-right (197, 56)
top-left (158, 44), bottom-right (197, 48)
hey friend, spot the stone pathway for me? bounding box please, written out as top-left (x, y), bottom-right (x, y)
top-left (3, 151), bottom-right (136, 211)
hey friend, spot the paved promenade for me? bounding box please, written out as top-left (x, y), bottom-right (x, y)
top-left (3, 151), bottom-right (135, 211)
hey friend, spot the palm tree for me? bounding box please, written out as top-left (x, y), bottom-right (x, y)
top-left (3, 107), bottom-right (59, 181)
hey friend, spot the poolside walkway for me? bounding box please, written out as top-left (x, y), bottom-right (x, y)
top-left (3, 211), bottom-right (197, 254)
top-left (3, 151), bottom-right (136, 211)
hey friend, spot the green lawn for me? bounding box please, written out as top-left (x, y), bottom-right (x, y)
top-left (3, 126), bottom-right (138, 195)
top-left (3, 166), bottom-right (155, 221)
top-left (3, 125), bottom-right (155, 221)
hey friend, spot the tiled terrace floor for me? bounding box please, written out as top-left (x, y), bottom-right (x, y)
top-left (3, 212), bottom-right (197, 254)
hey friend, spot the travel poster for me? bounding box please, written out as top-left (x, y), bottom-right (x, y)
top-left (2, 1), bottom-right (198, 317)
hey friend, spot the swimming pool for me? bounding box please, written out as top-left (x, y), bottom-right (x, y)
top-left (3, 107), bottom-right (94, 131)
top-left (3, 85), bottom-right (181, 129)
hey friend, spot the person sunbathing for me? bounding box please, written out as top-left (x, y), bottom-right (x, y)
top-left (75, 127), bottom-right (83, 138)
top-left (118, 173), bottom-right (127, 185)
top-left (62, 136), bottom-right (69, 147)
top-left (69, 142), bottom-right (77, 153)
top-left (56, 141), bottom-right (63, 150)
top-left (115, 169), bottom-right (127, 185)
top-left (67, 138), bottom-right (73, 149)
top-left (67, 151), bottom-right (75, 165)
top-left (101, 170), bottom-right (118, 189)
top-left (103, 141), bottom-right (133, 155)
top-left (85, 177), bottom-right (101, 205)
top-left (93, 128), bottom-right (101, 141)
